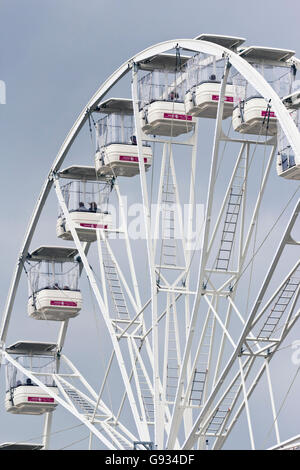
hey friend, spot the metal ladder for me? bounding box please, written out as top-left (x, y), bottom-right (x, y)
top-left (204, 408), bottom-right (230, 435)
top-left (101, 241), bottom-right (130, 321)
top-left (189, 313), bottom-right (214, 406)
top-left (160, 162), bottom-right (178, 268)
top-left (215, 155), bottom-right (246, 271)
top-left (63, 387), bottom-right (97, 417)
top-left (202, 382), bottom-right (241, 436)
top-left (102, 423), bottom-right (133, 450)
top-left (215, 188), bottom-right (243, 271)
top-left (135, 359), bottom-right (154, 423)
top-left (202, 360), bottom-right (252, 436)
top-left (258, 270), bottom-right (300, 339)
top-left (189, 369), bottom-right (207, 406)
top-left (166, 306), bottom-right (180, 403)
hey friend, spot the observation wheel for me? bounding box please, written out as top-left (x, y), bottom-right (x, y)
top-left (0, 34), bottom-right (300, 450)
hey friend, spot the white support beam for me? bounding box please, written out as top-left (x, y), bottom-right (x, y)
top-left (167, 59), bottom-right (231, 449)
top-left (238, 357), bottom-right (255, 449)
top-left (203, 294), bottom-right (236, 349)
top-left (265, 359), bottom-right (281, 445)
top-left (182, 199), bottom-right (300, 449)
top-left (132, 66), bottom-right (164, 448)
top-left (53, 177), bottom-right (148, 442)
top-left (3, 352), bottom-right (117, 450)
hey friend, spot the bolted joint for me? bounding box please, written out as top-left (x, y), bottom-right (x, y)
top-left (131, 61), bottom-right (139, 73)
top-left (48, 170), bottom-right (58, 182)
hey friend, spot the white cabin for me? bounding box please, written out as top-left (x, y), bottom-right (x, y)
top-left (95, 144), bottom-right (152, 177)
top-left (138, 67), bottom-right (195, 136)
top-left (232, 46), bottom-right (295, 135)
top-left (276, 109), bottom-right (300, 179)
top-left (5, 342), bottom-right (59, 415)
top-left (232, 97), bottom-right (277, 135)
top-left (27, 246), bottom-right (82, 321)
top-left (140, 101), bottom-right (194, 136)
top-left (184, 53), bottom-right (235, 119)
top-left (57, 210), bottom-right (113, 242)
top-left (5, 385), bottom-right (59, 415)
top-left (56, 166), bottom-right (114, 242)
top-left (95, 99), bottom-right (152, 177)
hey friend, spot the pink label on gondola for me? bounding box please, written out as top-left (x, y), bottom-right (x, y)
top-left (119, 156), bottom-right (148, 163)
top-left (163, 113), bottom-right (192, 121)
top-left (28, 397), bottom-right (54, 403)
top-left (80, 223), bottom-right (108, 229)
top-left (50, 300), bottom-right (77, 307)
top-left (211, 94), bottom-right (234, 102)
top-left (261, 110), bottom-right (276, 117)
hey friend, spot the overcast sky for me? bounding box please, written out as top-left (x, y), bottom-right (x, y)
top-left (0, 0), bottom-right (300, 450)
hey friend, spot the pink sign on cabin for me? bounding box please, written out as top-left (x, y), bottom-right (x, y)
top-left (163, 113), bottom-right (192, 121)
top-left (50, 300), bottom-right (77, 307)
top-left (28, 397), bottom-right (54, 403)
top-left (261, 110), bottom-right (276, 118)
top-left (80, 223), bottom-right (108, 229)
top-left (119, 156), bottom-right (148, 163)
top-left (211, 95), bottom-right (234, 103)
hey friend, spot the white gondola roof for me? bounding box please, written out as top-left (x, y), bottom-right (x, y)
top-left (282, 90), bottom-right (300, 109)
top-left (58, 165), bottom-right (107, 181)
top-left (195, 33), bottom-right (245, 50)
top-left (0, 442), bottom-right (43, 450)
top-left (28, 246), bottom-right (79, 262)
top-left (6, 341), bottom-right (57, 355)
top-left (239, 46), bottom-right (295, 62)
top-left (138, 53), bottom-right (191, 71)
top-left (96, 98), bottom-right (133, 115)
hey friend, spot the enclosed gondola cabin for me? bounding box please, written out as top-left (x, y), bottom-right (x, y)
top-left (185, 34), bottom-right (246, 120)
top-left (276, 109), bottom-right (300, 180)
top-left (185, 35), bottom-right (244, 118)
top-left (232, 46), bottom-right (295, 135)
top-left (138, 54), bottom-right (195, 136)
top-left (56, 166), bottom-right (113, 242)
top-left (184, 53), bottom-right (235, 119)
top-left (5, 342), bottom-right (59, 415)
top-left (27, 246), bottom-right (82, 321)
top-left (95, 98), bottom-right (152, 177)
top-left (282, 90), bottom-right (300, 110)
top-left (278, 87), bottom-right (300, 179)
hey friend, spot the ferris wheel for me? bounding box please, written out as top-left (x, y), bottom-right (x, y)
top-left (0, 33), bottom-right (300, 450)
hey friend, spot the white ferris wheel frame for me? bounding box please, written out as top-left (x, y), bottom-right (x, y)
top-left (0, 38), bottom-right (300, 450)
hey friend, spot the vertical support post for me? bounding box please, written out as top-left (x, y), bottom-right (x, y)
top-left (167, 58), bottom-right (231, 449)
top-left (162, 292), bottom-right (171, 406)
top-left (182, 125), bottom-right (198, 436)
top-left (42, 412), bottom-right (53, 450)
top-left (53, 176), bottom-right (148, 442)
top-left (88, 432), bottom-right (93, 450)
top-left (238, 356), bottom-right (255, 450)
top-left (96, 230), bottom-right (109, 311)
top-left (265, 359), bottom-right (281, 445)
top-left (132, 64), bottom-right (164, 449)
